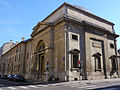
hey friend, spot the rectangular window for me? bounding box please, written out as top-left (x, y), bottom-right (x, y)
top-left (27, 53), bottom-right (29, 59)
top-left (73, 54), bottom-right (79, 68)
top-left (97, 56), bottom-right (101, 70)
top-left (15, 56), bottom-right (16, 61)
top-left (95, 56), bottom-right (101, 72)
top-left (18, 64), bottom-right (20, 71)
top-left (20, 46), bottom-right (21, 50)
top-left (110, 43), bottom-right (114, 48)
top-left (72, 34), bottom-right (78, 41)
top-left (19, 54), bottom-right (21, 60)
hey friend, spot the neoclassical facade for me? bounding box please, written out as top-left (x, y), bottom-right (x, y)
top-left (1, 3), bottom-right (119, 81)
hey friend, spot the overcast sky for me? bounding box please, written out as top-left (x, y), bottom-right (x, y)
top-left (0, 0), bottom-right (120, 49)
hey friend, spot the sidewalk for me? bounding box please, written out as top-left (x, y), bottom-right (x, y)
top-left (81, 78), bottom-right (120, 84)
top-left (25, 78), bottom-right (120, 85)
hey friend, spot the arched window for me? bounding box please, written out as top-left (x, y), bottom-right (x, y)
top-left (92, 52), bottom-right (101, 72)
top-left (109, 55), bottom-right (117, 71)
top-left (39, 43), bottom-right (45, 51)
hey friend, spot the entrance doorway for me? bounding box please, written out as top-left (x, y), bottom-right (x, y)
top-left (36, 40), bottom-right (45, 78)
top-left (38, 54), bottom-right (45, 75)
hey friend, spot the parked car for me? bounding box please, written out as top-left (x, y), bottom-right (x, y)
top-left (1, 74), bottom-right (7, 79)
top-left (8, 74), bottom-right (14, 80)
top-left (13, 74), bottom-right (25, 82)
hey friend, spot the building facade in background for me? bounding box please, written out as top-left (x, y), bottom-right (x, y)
top-left (0, 40), bottom-right (15, 73)
top-left (0, 40), bottom-right (15, 60)
top-left (0, 3), bottom-right (119, 81)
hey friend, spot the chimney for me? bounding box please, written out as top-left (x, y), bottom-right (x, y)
top-left (16, 41), bottom-right (19, 44)
top-left (10, 40), bottom-right (12, 43)
top-left (22, 37), bottom-right (25, 41)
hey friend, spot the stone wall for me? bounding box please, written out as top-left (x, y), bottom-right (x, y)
top-left (54, 21), bottom-right (65, 81)
top-left (1, 42), bottom-right (26, 75)
top-left (67, 6), bottom-right (114, 33)
top-left (85, 30), bottom-right (116, 79)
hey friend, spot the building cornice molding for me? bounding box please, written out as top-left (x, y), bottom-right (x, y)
top-left (31, 15), bottom-right (66, 37)
top-left (65, 15), bottom-right (119, 38)
top-left (31, 14), bottom-right (119, 39)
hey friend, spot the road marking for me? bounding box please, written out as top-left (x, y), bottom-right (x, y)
top-left (37, 84), bottom-right (48, 87)
top-left (49, 83), bottom-right (60, 86)
top-left (7, 87), bottom-right (17, 90)
top-left (77, 86), bottom-right (85, 89)
top-left (84, 85), bottom-right (99, 89)
top-left (60, 83), bottom-right (82, 87)
top-left (60, 83), bottom-right (97, 89)
top-left (48, 82), bottom-right (77, 86)
top-left (28, 85), bottom-right (39, 88)
top-left (85, 85), bottom-right (97, 88)
top-left (18, 86), bottom-right (29, 89)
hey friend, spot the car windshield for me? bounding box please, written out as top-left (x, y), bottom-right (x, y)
top-left (14, 75), bottom-right (17, 77)
top-left (8, 74), bottom-right (12, 77)
top-left (14, 74), bottom-right (23, 78)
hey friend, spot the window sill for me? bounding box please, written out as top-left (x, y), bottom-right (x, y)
top-left (95, 69), bottom-right (101, 72)
top-left (70, 68), bottom-right (79, 72)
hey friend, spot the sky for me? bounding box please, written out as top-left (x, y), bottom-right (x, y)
top-left (0, 0), bottom-right (120, 49)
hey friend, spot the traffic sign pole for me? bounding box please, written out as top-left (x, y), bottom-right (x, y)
top-left (78, 60), bottom-right (81, 83)
top-left (45, 61), bottom-right (49, 83)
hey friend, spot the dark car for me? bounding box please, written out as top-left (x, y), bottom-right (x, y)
top-left (13, 74), bottom-right (25, 82)
top-left (8, 74), bottom-right (14, 80)
top-left (1, 74), bottom-right (7, 79)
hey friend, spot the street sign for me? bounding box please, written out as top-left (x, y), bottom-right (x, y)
top-left (78, 60), bottom-right (80, 67)
top-left (46, 61), bottom-right (49, 70)
top-left (78, 61), bottom-right (80, 64)
top-left (63, 57), bottom-right (65, 61)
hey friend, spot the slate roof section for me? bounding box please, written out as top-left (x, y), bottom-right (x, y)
top-left (41, 2), bottom-right (114, 25)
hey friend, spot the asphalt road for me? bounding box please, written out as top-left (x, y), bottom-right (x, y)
top-left (0, 78), bottom-right (120, 90)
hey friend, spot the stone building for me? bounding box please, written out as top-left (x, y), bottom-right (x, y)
top-left (0, 40), bottom-right (15, 74)
top-left (0, 40), bottom-right (15, 61)
top-left (1, 2), bottom-right (119, 81)
top-left (1, 39), bottom-right (28, 75)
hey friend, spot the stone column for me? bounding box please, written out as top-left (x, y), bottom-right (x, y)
top-left (49, 24), bottom-right (55, 80)
top-left (65, 21), bottom-right (69, 81)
